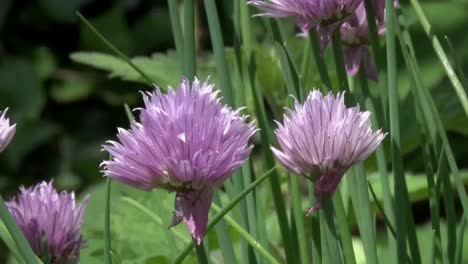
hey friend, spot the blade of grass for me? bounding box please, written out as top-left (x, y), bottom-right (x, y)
top-left (443, 36), bottom-right (467, 88)
top-left (319, 212), bottom-right (330, 264)
top-left (308, 182), bottom-right (322, 263)
top-left (321, 194), bottom-right (343, 264)
top-left (203, 0), bottom-right (233, 104)
top-left (0, 196), bottom-right (39, 264)
top-left (300, 35), bottom-right (312, 89)
top-left (308, 30), bottom-right (332, 90)
top-left (183, 0), bottom-right (197, 80)
top-left (211, 204), bottom-right (281, 264)
top-left (398, 19), bottom-right (468, 223)
top-left (368, 183), bottom-right (396, 237)
top-left (242, 163), bottom-right (264, 264)
top-left (333, 190), bottom-right (357, 264)
top-left (174, 166), bottom-right (277, 263)
top-left (368, 183), bottom-right (416, 264)
top-left (408, 0), bottom-right (468, 118)
top-left (331, 31), bottom-right (349, 92)
top-left (358, 69), bottom-right (396, 257)
top-left (0, 219), bottom-right (24, 263)
top-left (438, 152), bottom-right (457, 264)
top-left (455, 216), bottom-right (466, 264)
top-left (167, 0), bottom-right (184, 66)
top-left (233, 3), bottom-right (267, 263)
top-left (76, 12), bottom-right (156, 86)
top-left (362, 0), bottom-right (389, 124)
top-left (363, 0), bottom-right (383, 69)
top-left (290, 177), bottom-right (309, 264)
top-left (350, 164), bottom-right (378, 264)
top-left (240, 4), bottom-right (294, 263)
top-left (386, 0), bottom-right (409, 261)
top-left (104, 178), bottom-right (112, 264)
top-left (422, 145), bottom-right (443, 263)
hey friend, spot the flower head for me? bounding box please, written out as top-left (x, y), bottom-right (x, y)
top-left (102, 77), bottom-right (256, 244)
top-left (271, 90), bottom-right (386, 213)
top-left (249, 0), bottom-right (363, 44)
top-left (0, 108), bottom-right (16, 152)
top-left (340, 0), bottom-right (397, 80)
top-left (6, 181), bottom-right (89, 264)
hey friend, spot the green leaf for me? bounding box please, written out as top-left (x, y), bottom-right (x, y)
top-left (70, 52), bottom-right (179, 87)
top-left (51, 75), bottom-right (94, 103)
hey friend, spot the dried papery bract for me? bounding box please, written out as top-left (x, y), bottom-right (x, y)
top-left (6, 181), bottom-right (89, 264)
top-left (101, 77), bottom-right (257, 244)
top-left (271, 90), bottom-right (386, 213)
top-left (0, 108), bottom-right (16, 153)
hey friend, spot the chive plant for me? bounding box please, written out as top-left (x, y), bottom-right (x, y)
top-left (0, 1), bottom-right (467, 264)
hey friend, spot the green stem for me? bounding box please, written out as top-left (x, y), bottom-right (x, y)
top-left (203, 0), bottom-right (233, 104)
top-left (353, 164), bottom-right (378, 264)
top-left (183, 0), bottom-right (197, 80)
top-left (363, 0), bottom-right (383, 69)
top-left (386, 0), bottom-right (408, 262)
top-left (308, 182), bottom-right (322, 263)
top-left (104, 178), bottom-right (112, 264)
top-left (333, 190), bottom-right (357, 264)
top-left (308, 30), bottom-right (332, 90)
top-left (331, 31), bottom-right (349, 93)
top-left (321, 194), bottom-right (343, 264)
top-left (290, 177), bottom-right (309, 264)
top-left (360, 69), bottom-right (396, 258)
top-left (194, 240), bottom-right (209, 264)
top-left (0, 196), bottom-right (39, 264)
top-left (167, 0), bottom-right (184, 66)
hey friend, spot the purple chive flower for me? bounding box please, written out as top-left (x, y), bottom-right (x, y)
top-left (6, 181), bottom-right (89, 264)
top-left (340, 0), bottom-right (397, 80)
top-left (0, 108), bottom-right (16, 153)
top-left (249, 0), bottom-right (363, 47)
top-left (271, 90), bottom-right (386, 213)
top-left (101, 78), bottom-right (256, 244)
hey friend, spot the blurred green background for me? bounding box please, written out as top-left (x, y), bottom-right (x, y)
top-left (1, 0), bottom-right (468, 263)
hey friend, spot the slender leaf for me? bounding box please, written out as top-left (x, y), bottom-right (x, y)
top-left (408, 0), bottom-right (468, 118)
top-left (0, 196), bottom-right (39, 264)
top-left (183, 0), bottom-right (196, 80)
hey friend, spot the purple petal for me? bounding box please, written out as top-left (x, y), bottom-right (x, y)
top-left (171, 188), bottom-right (214, 245)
